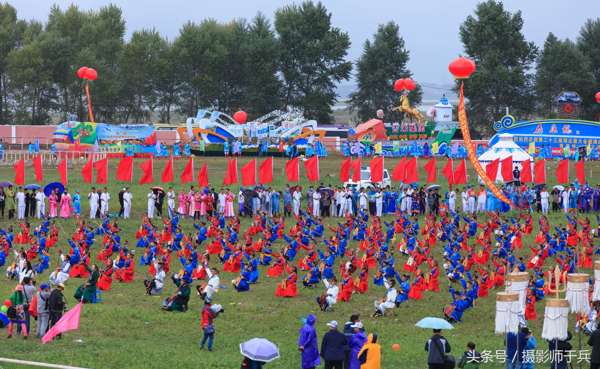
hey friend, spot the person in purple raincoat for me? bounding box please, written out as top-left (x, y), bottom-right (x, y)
top-left (299, 313), bottom-right (320, 369)
top-left (584, 186), bottom-right (592, 212)
top-left (423, 142), bottom-right (430, 158)
top-left (594, 185), bottom-right (600, 212)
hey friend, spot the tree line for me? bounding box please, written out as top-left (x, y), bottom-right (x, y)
top-left (0, 0), bottom-right (598, 134)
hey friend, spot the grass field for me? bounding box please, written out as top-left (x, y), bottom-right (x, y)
top-left (0, 154), bottom-right (598, 369)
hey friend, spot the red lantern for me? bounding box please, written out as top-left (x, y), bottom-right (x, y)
top-left (77, 67), bottom-right (88, 79)
top-left (596, 92), bottom-right (600, 103)
top-left (233, 111), bottom-right (247, 124)
top-left (449, 57), bottom-right (476, 79)
top-left (404, 78), bottom-right (416, 91)
top-left (394, 79), bottom-right (404, 91)
top-left (85, 68), bottom-right (98, 81)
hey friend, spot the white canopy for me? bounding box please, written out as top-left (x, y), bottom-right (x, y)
top-left (478, 134), bottom-right (533, 183)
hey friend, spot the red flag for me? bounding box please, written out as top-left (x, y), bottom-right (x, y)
top-left (369, 157), bottom-right (383, 183)
top-left (392, 157), bottom-right (406, 182)
top-left (453, 159), bottom-right (467, 185)
top-left (81, 157), bottom-right (93, 183)
top-left (350, 158), bottom-right (362, 182)
top-left (556, 160), bottom-right (569, 184)
top-left (501, 156), bottom-right (513, 182)
top-left (423, 157), bottom-right (436, 183)
top-left (278, 140), bottom-right (284, 152)
top-left (162, 157), bottom-right (174, 184)
top-left (304, 156), bottom-right (319, 182)
top-left (485, 158), bottom-right (500, 182)
top-left (259, 157), bottom-right (273, 184)
top-left (93, 158), bottom-right (108, 184)
top-left (74, 138), bottom-right (80, 151)
top-left (42, 300), bottom-right (82, 344)
top-left (58, 158), bottom-right (68, 185)
top-left (197, 162), bottom-right (208, 187)
top-left (286, 157), bottom-right (299, 182)
top-left (33, 156), bottom-right (43, 182)
top-left (520, 159), bottom-right (532, 183)
top-left (139, 158), bottom-right (154, 185)
top-left (575, 159), bottom-right (585, 184)
top-left (223, 158), bottom-right (238, 185)
top-left (116, 156), bottom-right (133, 182)
top-left (534, 159), bottom-right (546, 184)
top-left (241, 159), bottom-right (257, 186)
top-left (14, 159), bottom-right (24, 185)
top-left (442, 159), bottom-right (454, 186)
top-left (180, 157), bottom-right (193, 184)
top-left (340, 158), bottom-right (351, 182)
top-left (405, 158), bottom-right (418, 183)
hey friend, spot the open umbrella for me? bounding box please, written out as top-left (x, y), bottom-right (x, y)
top-left (319, 187), bottom-right (334, 197)
top-left (25, 184), bottom-right (41, 191)
top-left (244, 189), bottom-right (259, 199)
top-left (426, 185), bottom-right (442, 192)
top-left (44, 182), bottom-right (64, 197)
top-left (290, 185), bottom-right (303, 195)
top-left (553, 185), bottom-right (564, 191)
top-left (415, 317), bottom-right (454, 330)
top-left (240, 338), bottom-right (280, 363)
top-left (0, 181), bottom-right (13, 188)
top-left (152, 187), bottom-right (166, 194)
top-left (532, 183), bottom-right (545, 191)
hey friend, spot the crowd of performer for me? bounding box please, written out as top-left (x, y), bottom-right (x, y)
top-left (3, 177), bottom-right (600, 343)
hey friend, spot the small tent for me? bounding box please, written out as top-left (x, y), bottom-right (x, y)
top-left (478, 133), bottom-right (533, 183)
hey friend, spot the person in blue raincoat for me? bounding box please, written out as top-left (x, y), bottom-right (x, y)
top-left (260, 139), bottom-right (268, 157)
top-left (299, 313), bottom-right (320, 369)
top-left (184, 142), bottom-right (191, 156)
top-left (306, 144), bottom-right (314, 158)
top-left (28, 142), bottom-right (33, 157)
top-left (161, 144), bottom-right (168, 157)
top-left (318, 141), bottom-right (327, 158)
top-left (51, 143), bottom-right (56, 157)
top-left (224, 140), bottom-right (230, 157)
top-left (344, 142), bottom-right (351, 157)
top-left (476, 145), bottom-right (483, 157)
top-left (173, 143), bottom-right (181, 158)
top-left (0, 141), bottom-right (3, 158)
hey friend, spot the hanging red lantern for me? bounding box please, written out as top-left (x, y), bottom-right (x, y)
top-left (233, 111), bottom-right (247, 124)
top-left (596, 92), bottom-right (600, 103)
top-left (77, 67), bottom-right (88, 79)
top-left (403, 78), bottom-right (416, 91)
top-left (394, 79), bottom-right (404, 91)
top-left (449, 57), bottom-right (476, 79)
top-left (85, 68), bottom-right (98, 81)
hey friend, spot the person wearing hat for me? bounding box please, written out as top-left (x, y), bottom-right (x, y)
top-left (6, 284), bottom-right (28, 339)
top-left (36, 283), bottom-right (52, 338)
top-left (48, 283), bottom-right (66, 338)
top-left (347, 321), bottom-right (367, 369)
top-left (320, 320), bottom-right (347, 369)
top-left (299, 314), bottom-right (320, 369)
top-left (144, 259), bottom-right (165, 295)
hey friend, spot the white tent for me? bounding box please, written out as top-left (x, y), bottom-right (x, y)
top-left (478, 133), bottom-right (533, 183)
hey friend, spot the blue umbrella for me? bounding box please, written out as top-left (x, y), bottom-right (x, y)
top-left (44, 182), bottom-right (64, 197)
top-left (25, 184), bottom-right (41, 191)
top-left (415, 317), bottom-right (454, 330)
top-left (240, 338), bottom-right (280, 363)
top-left (0, 312), bottom-right (9, 327)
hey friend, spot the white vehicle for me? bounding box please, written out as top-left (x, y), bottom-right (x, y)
top-left (342, 167), bottom-right (391, 191)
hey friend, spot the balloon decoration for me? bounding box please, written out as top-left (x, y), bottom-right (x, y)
top-left (0, 305), bottom-right (7, 313)
top-left (233, 111), bottom-right (247, 124)
top-left (403, 78), bottom-right (416, 91)
top-left (77, 67), bottom-right (88, 78)
top-left (394, 79), bottom-right (404, 91)
top-left (4, 299), bottom-right (11, 307)
top-left (449, 57), bottom-right (476, 79)
top-left (392, 344), bottom-right (400, 351)
top-left (77, 66), bottom-right (98, 123)
top-left (376, 109), bottom-right (383, 119)
top-left (595, 92), bottom-right (600, 103)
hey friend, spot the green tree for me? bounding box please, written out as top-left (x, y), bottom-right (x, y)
top-left (534, 33), bottom-right (594, 118)
top-left (275, 1), bottom-right (351, 124)
top-left (348, 21), bottom-right (422, 123)
top-left (578, 18), bottom-right (600, 121)
top-left (0, 2), bottom-right (26, 124)
top-left (154, 39), bottom-right (182, 123)
top-left (456, 0), bottom-right (538, 139)
top-left (243, 12), bottom-right (283, 118)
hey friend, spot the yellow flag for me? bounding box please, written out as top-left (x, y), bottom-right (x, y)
top-left (528, 141), bottom-right (535, 154)
top-left (117, 141), bottom-right (122, 151)
top-left (431, 142), bottom-right (439, 154)
top-left (374, 142), bottom-right (382, 154)
top-left (564, 145), bottom-right (571, 157)
top-left (587, 143), bottom-right (591, 155)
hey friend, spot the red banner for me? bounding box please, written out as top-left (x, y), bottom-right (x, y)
top-left (458, 82), bottom-right (519, 209)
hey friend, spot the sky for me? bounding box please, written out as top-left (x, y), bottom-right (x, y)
top-left (18, 0), bottom-right (598, 88)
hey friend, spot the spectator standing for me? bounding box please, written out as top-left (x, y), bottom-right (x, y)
top-left (48, 283), bottom-right (66, 339)
top-left (320, 320), bottom-right (347, 369)
top-left (6, 284), bottom-right (27, 339)
top-left (20, 277), bottom-right (36, 335)
top-left (343, 314), bottom-right (361, 368)
top-left (549, 331), bottom-right (572, 369)
top-left (347, 322), bottom-right (367, 369)
top-left (35, 283), bottom-right (51, 338)
top-left (521, 328), bottom-right (536, 369)
top-left (505, 329), bottom-right (526, 369)
top-left (457, 342), bottom-right (481, 369)
top-left (425, 329), bottom-right (451, 369)
top-left (118, 188), bottom-right (125, 217)
top-left (357, 333), bottom-right (381, 368)
top-left (200, 298), bottom-right (222, 351)
top-left (588, 326), bottom-right (600, 369)
top-left (299, 313), bottom-right (320, 369)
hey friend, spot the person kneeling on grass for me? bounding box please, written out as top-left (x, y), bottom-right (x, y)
top-left (74, 262), bottom-right (99, 303)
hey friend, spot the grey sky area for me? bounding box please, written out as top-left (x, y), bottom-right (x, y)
top-left (18, 0), bottom-right (596, 88)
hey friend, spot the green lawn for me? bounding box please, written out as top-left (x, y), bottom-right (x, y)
top-left (0, 155), bottom-right (597, 369)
